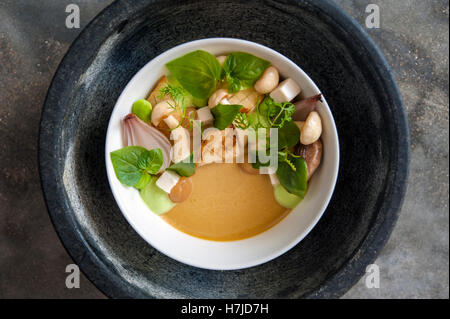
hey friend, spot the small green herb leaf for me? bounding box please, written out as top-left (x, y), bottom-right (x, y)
top-left (158, 84), bottom-right (188, 106)
top-left (135, 172), bottom-right (151, 190)
top-left (276, 157), bottom-right (308, 198)
top-left (259, 96), bottom-right (295, 128)
top-left (166, 50), bottom-right (222, 99)
top-left (278, 120), bottom-right (300, 149)
top-left (224, 52), bottom-right (270, 93)
top-left (211, 104), bottom-right (243, 130)
top-left (166, 154), bottom-right (195, 177)
top-left (140, 148), bottom-right (164, 174)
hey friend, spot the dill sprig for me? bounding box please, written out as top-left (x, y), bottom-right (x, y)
top-left (158, 84), bottom-right (188, 106)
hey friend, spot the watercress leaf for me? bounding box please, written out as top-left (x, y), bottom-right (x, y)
top-left (259, 96), bottom-right (279, 117)
top-left (259, 95), bottom-right (295, 128)
top-left (278, 120), bottom-right (300, 149)
top-left (166, 50), bottom-right (222, 99)
top-left (110, 146), bottom-right (148, 187)
top-left (276, 157), bottom-right (308, 198)
top-left (211, 104), bottom-right (243, 130)
top-left (224, 52), bottom-right (270, 92)
top-left (166, 154), bottom-right (195, 177)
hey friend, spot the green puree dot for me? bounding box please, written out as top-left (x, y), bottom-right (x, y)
top-left (274, 184), bottom-right (303, 208)
top-left (140, 176), bottom-right (176, 215)
top-left (132, 99), bottom-right (152, 122)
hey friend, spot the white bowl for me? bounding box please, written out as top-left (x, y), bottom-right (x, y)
top-left (105, 38), bottom-right (339, 270)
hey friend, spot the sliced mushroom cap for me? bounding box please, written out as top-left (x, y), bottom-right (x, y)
top-left (295, 139), bottom-right (322, 180)
top-left (227, 88), bottom-right (263, 113)
top-left (208, 89), bottom-right (229, 109)
top-left (151, 100), bottom-right (175, 126)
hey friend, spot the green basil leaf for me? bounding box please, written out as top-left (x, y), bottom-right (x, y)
top-left (276, 157), bottom-right (308, 198)
top-left (145, 148), bottom-right (164, 174)
top-left (110, 146), bottom-right (163, 187)
top-left (135, 172), bottom-right (151, 190)
top-left (211, 104), bottom-right (243, 130)
top-left (110, 146), bottom-right (148, 187)
top-left (278, 120), bottom-right (300, 149)
top-left (166, 154), bottom-right (195, 177)
top-left (224, 52), bottom-right (270, 93)
top-left (166, 50), bottom-right (222, 99)
top-left (226, 75), bottom-right (241, 93)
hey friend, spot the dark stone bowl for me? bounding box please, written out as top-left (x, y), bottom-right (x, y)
top-left (39, 0), bottom-right (409, 298)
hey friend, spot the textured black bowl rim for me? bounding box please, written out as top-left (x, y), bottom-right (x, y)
top-left (38, 0), bottom-right (410, 298)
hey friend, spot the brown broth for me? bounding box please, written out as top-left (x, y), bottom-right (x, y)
top-left (163, 163), bottom-right (290, 241)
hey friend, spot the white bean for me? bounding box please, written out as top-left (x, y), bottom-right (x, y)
top-left (300, 111), bottom-right (322, 145)
top-left (254, 66), bottom-right (279, 94)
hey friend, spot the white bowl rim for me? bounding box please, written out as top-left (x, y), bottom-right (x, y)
top-left (105, 38), bottom-right (340, 270)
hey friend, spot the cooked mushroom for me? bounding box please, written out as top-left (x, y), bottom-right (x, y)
top-left (227, 88), bottom-right (263, 113)
top-left (151, 100), bottom-right (182, 130)
top-left (295, 139), bottom-right (322, 180)
top-left (208, 89), bottom-right (230, 108)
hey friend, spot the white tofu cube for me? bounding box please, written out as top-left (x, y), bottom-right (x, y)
top-left (196, 106), bottom-right (214, 126)
top-left (155, 171), bottom-right (180, 193)
top-left (163, 115), bottom-right (179, 129)
top-left (269, 78), bottom-right (301, 103)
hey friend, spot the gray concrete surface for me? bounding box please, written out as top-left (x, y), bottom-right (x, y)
top-left (0, 0), bottom-right (448, 298)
